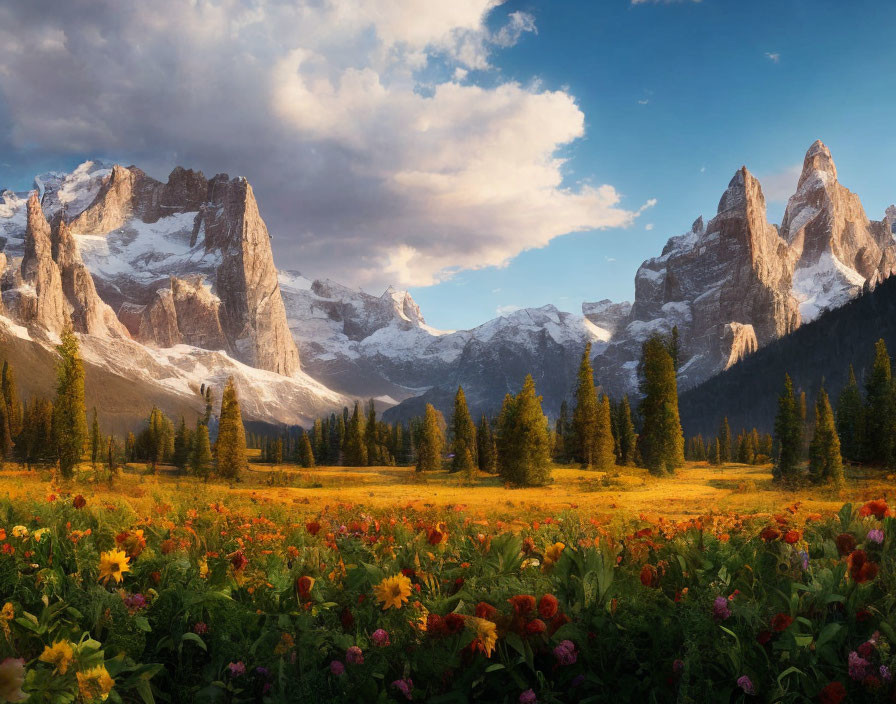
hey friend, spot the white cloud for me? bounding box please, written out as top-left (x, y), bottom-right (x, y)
top-left (0, 0), bottom-right (645, 290)
top-left (637, 98), bottom-right (649, 105)
top-left (645, 223), bottom-right (654, 231)
top-left (765, 52), bottom-right (780, 63)
top-left (759, 164), bottom-right (801, 203)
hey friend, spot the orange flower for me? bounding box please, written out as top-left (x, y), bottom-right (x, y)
top-left (848, 550), bottom-right (879, 584)
top-left (508, 595), bottom-right (536, 616)
top-left (296, 575), bottom-right (315, 601)
top-left (640, 564), bottom-right (660, 588)
top-left (771, 613), bottom-right (793, 632)
top-left (836, 533), bottom-right (857, 556)
top-left (72, 495), bottom-right (86, 509)
top-left (760, 527), bottom-right (780, 542)
top-left (538, 594), bottom-right (559, 620)
top-left (860, 500), bottom-right (889, 520)
top-left (783, 530), bottom-right (801, 544)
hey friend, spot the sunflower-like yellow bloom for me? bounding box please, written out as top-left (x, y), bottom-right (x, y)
top-left (466, 617), bottom-right (498, 658)
top-left (39, 640), bottom-right (74, 674)
top-left (76, 665), bottom-right (115, 701)
top-left (374, 573), bottom-right (412, 610)
top-left (98, 549), bottom-right (130, 585)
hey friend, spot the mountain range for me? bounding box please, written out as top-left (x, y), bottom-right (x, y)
top-left (0, 141), bottom-right (892, 432)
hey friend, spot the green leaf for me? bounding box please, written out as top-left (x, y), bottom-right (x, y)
top-left (180, 632), bottom-right (207, 651)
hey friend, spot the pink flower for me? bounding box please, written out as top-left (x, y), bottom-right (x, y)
top-left (737, 675), bottom-right (754, 695)
top-left (712, 596), bottom-right (731, 621)
top-left (553, 640), bottom-right (577, 666)
top-left (391, 678), bottom-right (413, 700)
top-left (227, 661), bottom-right (246, 676)
top-left (330, 660), bottom-right (345, 676)
top-left (372, 628), bottom-right (390, 647)
top-left (849, 651), bottom-right (869, 681)
top-left (519, 690), bottom-right (537, 704)
top-left (346, 646), bottom-right (364, 665)
top-left (0, 658), bottom-right (26, 703)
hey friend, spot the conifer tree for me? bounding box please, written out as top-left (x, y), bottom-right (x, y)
top-left (0, 395), bottom-right (12, 461)
top-left (709, 437), bottom-right (721, 465)
top-left (450, 386), bottom-right (477, 473)
top-left (718, 417), bottom-right (731, 463)
top-left (328, 414), bottom-right (342, 465)
top-left (343, 401), bottom-right (368, 466)
top-left (190, 421), bottom-right (213, 480)
top-left (809, 387), bottom-right (843, 485)
top-left (836, 365), bottom-right (864, 463)
top-left (125, 432), bottom-right (136, 464)
top-left (272, 436), bottom-right (284, 465)
top-left (554, 400), bottom-right (571, 462)
top-left (89, 408), bottom-right (102, 471)
top-left (364, 400), bottom-right (381, 466)
top-left (202, 387), bottom-right (213, 426)
top-left (637, 336), bottom-right (685, 475)
top-left (595, 394), bottom-right (616, 470)
top-left (864, 339), bottom-right (895, 467)
top-left (694, 434), bottom-right (706, 462)
top-left (53, 330), bottom-right (87, 479)
top-left (215, 377), bottom-right (246, 479)
top-left (773, 374), bottom-right (803, 484)
top-left (173, 417), bottom-right (192, 472)
top-left (416, 403), bottom-right (444, 472)
top-left (298, 431), bottom-right (315, 468)
top-left (1, 361), bottom-right (22, 439)
top-left (106, 436), bottom-right (119, 482)
top-left (477, 415), bottom-right (497, 473)
top-left (496, 375), bottom-right (552, 486)
top-left (736, 431), bottom-right (751, 464)
top-left (615, 396), bottom-right (637, 466)
top-left (572, 343), bottom-right (600, 468)
top-left (667, 326), bottom-right (681, 371)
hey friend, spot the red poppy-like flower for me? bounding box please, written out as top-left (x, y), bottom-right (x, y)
top-left (306, 521), bottom-right (321, 536)
top-left (340, 607), bottom-right (354, 631)
top-left (525, 618), bottom-right (546, 636)
top-left (230, 551), bottom-right (248, 572)
top-left (72, 495), bottom-right (86, 509)
top-left (757, 630), bottom-right (772, 645)
top-left (836, 533), bottom-right (857, 556)
top-left (760, 527), bottom-right (780, 542)
top-left (548, 612), bottom-right (570, 636)
top-left (296, 575), bottom-right (314, 601)
top-left (783, 530), bottom-right (801, 544)
top-left (426, 614), bottom-right (446, 636)
top-left (848, 550), bottom-right (879, 584)
top-left (475, 602), bottom-right (498, 621)
top-left (538, 594), bottom-right (559, 620)
top-left (640, 564), bottom-right (660, 588)
top-left (522, 537), bottom-right (535, 554)
top-left (855, 608), bottom-right (872, 622)
top-left (818, 681), bottom-right (847, 704)
top-left (859, 499), bottom-right (889, 520)
top-left (427, 529), bottom-right (444, 545)
top-left (508, 595), bottom-right (536, 616)
top-left (771, 613), bottom-right (793, 632)
top-left (443, 613), bottom-right (465, 635)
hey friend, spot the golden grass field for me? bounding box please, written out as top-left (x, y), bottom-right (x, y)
top-left (1, 456), bottom-right (892, 523)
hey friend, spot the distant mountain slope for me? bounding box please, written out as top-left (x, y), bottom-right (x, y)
top-left (678, 276), bottom-right (896, 438)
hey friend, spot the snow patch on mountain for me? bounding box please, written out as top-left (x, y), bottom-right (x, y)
top-left (792, 251), bottom-right (866, 321)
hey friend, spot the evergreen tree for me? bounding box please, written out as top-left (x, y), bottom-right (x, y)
top-left (554, 400), bottom-right (571, 462)
top-left (595, 394), bottom-right (616, 470)
top-left (809, 387), bottom-right (844, 485)
top-left (1, 361), bottom-right (22, 439)
top-left (53, 330), bottom-right (87, 480)
top-left (190, 422), bottom-right (213, 480)
top-left (416, 403), bottom-right (444, 472)
top-left (694, 434), bottom-right (706, 462)
top-left (173, 417), bottom-right (192, 472)
top-left (298, 431), bottom-right (315, 468)
top-left (343, 401), bottom-right (367, 467)
top-left (571, 343), bottom-right (600, 468)
top-left (736, 431), bottom-right (751, 464)
top-left (203, 387), bottom-right (213, 426)
top-left (125, 432), bottom-right (136, 464)
top-left (0, 395), bottom-right (12, 461)
top-left (718, 417), bottom-right (731, 463)
top-left (709, 437), bottom-right (721, 465)
top-left (615, 396), bottom-right (637, 466)
top-left (328, 414), bottom-right (342, 465)
top-left (836, 365), bottom-right (864, 463)
top-left (477, 415), bottom-right (497, 473)
top-left (215, 377), bottom-right (246, 479)
top-left (637, 336), bottom-right (685, 475)
top-left (450, 386), bottom-right (477, 473)
top-left (773, 374), bottom-right (803, 484)
top-left (106, 435), bottom-right (119, 482)
top-left (667, 326), bottom-right (681, 371)
top-left (364, 400), bottom-right (381, 466)
top-left (89, 408), bottom-right (102, 471)
top-left (496, 375), bottom-right (552, 486)
top-left (864, 339), bottom-right (895, 466)
top-left (272, 436), bottom-right (284, 465)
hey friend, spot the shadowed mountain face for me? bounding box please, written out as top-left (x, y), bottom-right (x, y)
top-left (0, 141), bottom-right (892, 431)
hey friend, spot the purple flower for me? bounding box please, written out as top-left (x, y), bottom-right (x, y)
top-left (737, 675), bottom-right (754, 695)
top-left (124, 593), bottom-right (147, 610)
top-left (391, 678), bottom-right (413, 700)
top-left (371, 628), bottom-right (390, 647)
top-left (868, 529), bottom-right (885, 545)
top-left (712, 596), bottom-right (731, 621)
top-left (519, 690), bottom-right (537, 704)
top-left (330, 660), bottom-right (345, 676)
top-left (848, 651), bottom-right (869, 681)
top-left (255, 666), bottom-right (270, 677)
top-left (553, 640), bottom-right (577, 666)
top-left (228, 661), bottom-right (246, 676)
top-left (798, 550), bottom-right (809, 571)
top-left (881, 665), bottom-right (892, 682)
top-left (346, 646), bottom-right (364, 665)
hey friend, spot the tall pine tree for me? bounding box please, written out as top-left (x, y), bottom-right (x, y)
top-left (190, 422), bottom-right (213, 480)
top-left (836, 365), bottom-right (864, 463)
top-left (718, 417), bottom-right (732, 463)
top-left (571, 343), bottom-right (600, 468)
top-left (53, 330), bottom-right (87, 480)
top-left (864, 339), bottom-right (895, 467)
top-left (594, 394), bottom-right (616, 470)
top-left (450, 386), bottom-right (477, 473)
top-left (1, 361), bottom-right (22, 439)
top-left (637, 336), bottom-right (685, 475)
top-left (477, 415), bottom-right (497, 473)
top-left (416, 403), bottom-right (444, 472)
top-left (615, 395), bottom-right (637, 466)
top-left (809, 387), bottom-right (844, 485)
top-left (773, 374), bottom-right (802, 484)
top-left (496, 375), bottom-right (552, 486)
top-left (216, 377), bottom-right (246, 479)
top-left (343, 401), bottom-right (368, 467)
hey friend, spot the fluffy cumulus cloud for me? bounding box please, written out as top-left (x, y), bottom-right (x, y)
top-left (0, 0), bottom-right (644, 290)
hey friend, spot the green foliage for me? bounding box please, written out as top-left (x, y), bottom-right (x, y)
top-left (416, 403), bottom-right (444, 472)
top-left (216, 377), bottom-right (246, 479)
top-left (571, 343), bottom-right (600, 468)
top-left (450, 387), bottom-right (477, 474)
top-left (343, 402), bottom-right (367, 467)
top-left (496, 375), bottom-right (552, 486)
top-left (190, 422), bottom-right (213, 479)
top-left (773, 374), bottom-right (803, 484)
top-left (637, 335), bottom-right (685, 475)
top-left (614, 396), bottom-right (637, 466)
top-left (53, 329), bottom-right (88, 479)
top-left (808, 388), bottom-right (843, 485)
top-left (836, 366), bottom-right (864, 463)
top-left (476, 415), bottom-right (497, 473)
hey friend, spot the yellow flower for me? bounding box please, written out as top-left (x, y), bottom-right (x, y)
top-left (98, 549), bottom-right (130, 585)
top-left (39, 640), bottom-right (74, 674)
top-left (198, 560), bottom-right (209, 579)
top-left (76, 665), bottom-right (115, 702)
top-left (1, 603), bottom-right (12, 621)
top-left (542, 542), bottom-right (565, 572)
top-left (467, 616), bottom-right (498, 657)
top-left (11, 526), bottom-right (27, 539)
top-left (32, 528), bottom-right (49, 543)
top-left (373, 573), bottom-right (412, 610)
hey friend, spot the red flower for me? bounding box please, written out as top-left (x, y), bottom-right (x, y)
top-left (306, 521), bottom-right (321, 536)
top-left (538, 594), bottom-right (559, 620)
top-left (443, 613), bottom-right (465, 635)
top-left (475, 602), bottom-right (498, 621)
top-left (296, 575), bottom-right (314, 601)
top-left (859, 499), bottom-right (889, 519)
top-left (756, 630), bottom-right (772, 645)
top-left (426, 614), bottom-right (446, 636)
top-left (783, 530), bottom-right (801, 544)
top-left (427, 529), bottom-right (444, 545)
top-left (855, 608), bottom-right (872, 622)
top-left (835, 533), bottom-right (857, 556)
top-left (640, 564), bottom-right (660, 588)
top-left (340, 607), bottom-right (354, 631)
top-left (72, 495), bottom-right (87, 509)
top-left (848, 550), bottom-right (879, 583)
top-left (548, 612), bottom-right (570, 636)
top-left (771, 613), bottom-right (793, 632)
top-left (818, 681), bottom-right (846, 704)
top-left (230, 551), bottom-right (248, 572)
top-left (525, 619), bottom-right (546, 636)
top-left (508, 595), bottom-right (536, 616)
top-left (760, 527), bottom-right (780, 542)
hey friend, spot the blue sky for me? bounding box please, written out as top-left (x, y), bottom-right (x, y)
top-left (411, 0), bottom-right (896, 329)
top-left (0, 0), bottom-right (894, 332)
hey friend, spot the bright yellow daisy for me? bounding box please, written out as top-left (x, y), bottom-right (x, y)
top-left (467, 617), bottom-right (498, 658)
top-left (374, 573), bottom-right (412, 610)
top-left (76, 665), bottom-right (115, 702)
top-left (98, 549), bottom-right (130, 585)
top-left (39, 640), bottom-right (74, 674)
